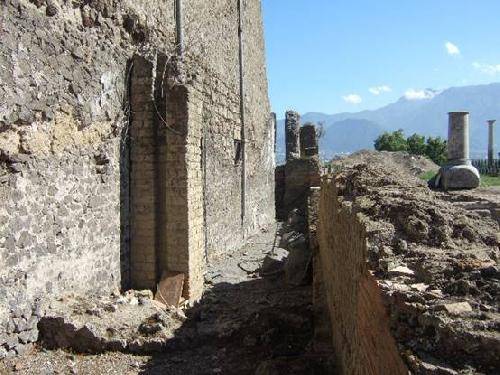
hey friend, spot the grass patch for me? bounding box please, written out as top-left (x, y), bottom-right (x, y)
top-left (420, 170), bottom-right (437, 181)
top-left (480, 175), bottom-right (500, 187)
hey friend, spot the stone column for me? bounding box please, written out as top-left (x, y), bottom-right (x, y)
top-left (447, 112), bottom-right (470, 166)
top-left (285, 111), bottom-right (301, 161)
top-left (437, 112), bottom-right (480, 189)
top-left (271, 112), bottom-right (277, 153)
top-left (300, 123), bottom-right (319, 158)
top-left (488, 120), bottom-right (496, 166)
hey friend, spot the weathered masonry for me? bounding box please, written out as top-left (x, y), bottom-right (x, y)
top-left (0, 0), bottom-right (274, 356)
top-left (276, 111), bottom-right (321, 219)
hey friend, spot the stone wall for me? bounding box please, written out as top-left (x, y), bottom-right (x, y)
top-left (283, 158), bottom-right (321, 216)
top-left (317, 176), bottom-right (407, 375)
top-left (0, 0), bottom-right (274, 357)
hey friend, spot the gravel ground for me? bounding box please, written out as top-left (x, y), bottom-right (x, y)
top-left (0, 227), bottom-right (322, 375)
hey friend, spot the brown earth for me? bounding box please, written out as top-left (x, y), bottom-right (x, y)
top-left (331, 150), bottom-right (439, 177)
top-left (322, 161), bottom-right (500, 373)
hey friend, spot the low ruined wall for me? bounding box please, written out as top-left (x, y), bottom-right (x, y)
top-left (283, 158), bottom-right (320, 217)
top-left (317, 164), bottom-right (500, 374)
top-left (318, 177), bottom-right (407, 375)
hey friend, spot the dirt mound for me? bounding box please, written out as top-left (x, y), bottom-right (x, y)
top-left (334, 164), bottom-right (500, 373)
top-left (331, 150), bottom-right (439, 177)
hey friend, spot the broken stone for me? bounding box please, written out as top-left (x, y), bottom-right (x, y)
top-left (103, 304), bottom-right (118, 313)
top-left (45, 0), bottom-right (59, 17)
top-left (85, 308), bottom-right (103, 317)
top-left (285, 240), bottom-right (312, 286)
top-left (410, 283), bottom-right (429, 292)
top-left (134, 290), bottom-right (154, 300)
top-left (138, 322), bottom-right (163, 336)
top-left (261, 248), bottom-right (288, 275)
top-left (0, 346), bottom-right (7, 360)
top-left (438, 302), bottom-right (473, 316)
top-left (155, 272), bottom-right (185, 308)
top-left (389, 265), bottom-right (415, 277)
top-left (18, 329), bottom-right (38, 344)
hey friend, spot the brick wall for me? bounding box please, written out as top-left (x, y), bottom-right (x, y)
top-left (317, 177), bottom-right (408, 375)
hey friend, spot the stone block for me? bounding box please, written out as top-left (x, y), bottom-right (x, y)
top-left (437, 164), bottom-right (480, 190)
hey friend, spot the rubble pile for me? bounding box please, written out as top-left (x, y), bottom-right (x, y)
top-left (329, 163), bottom-right (499, 373)
top-left (331, 150), bottom-right (439, 177)
top-left (38, 290), bottom-right (186, 354)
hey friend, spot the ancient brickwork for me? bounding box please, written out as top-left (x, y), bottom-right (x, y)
top-left (129, 55), bottom-right (158, 290)
top-left (0, 0), bottom-right (274, 357)
top-left (318, 177), bottom-right (409, 375)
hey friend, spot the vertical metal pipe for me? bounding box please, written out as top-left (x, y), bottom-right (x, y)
top-left (238, 0), bottom-right (246, 225)
top-left (175, 0), bottom-right (184, 57)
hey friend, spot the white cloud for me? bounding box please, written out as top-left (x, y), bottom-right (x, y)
top-left (342, 94), bottom-right (362, 104)
top-left (445, 41), bottom-right (460, 56)
top-left (369, 85), bottom-right (392, 95)
top-left (404, 89), bottom-right (438, 101)
top-left (472, 62), bottom-right (500, 75)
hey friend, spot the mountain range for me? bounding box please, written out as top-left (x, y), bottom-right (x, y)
top-left (276, 83), bottom-right (500, 162)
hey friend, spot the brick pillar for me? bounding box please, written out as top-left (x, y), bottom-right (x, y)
top-left (285, 111), bottom-right (300, 161)
top-left (129, 56), bottom-right (158, 290)
top-left (300, 123), bottom-right (318, 158)
top-left (163, 76), bottom-right (205, 302)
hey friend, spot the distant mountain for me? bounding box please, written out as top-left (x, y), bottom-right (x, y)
top-left (276, 83), bottom-right (500, 162)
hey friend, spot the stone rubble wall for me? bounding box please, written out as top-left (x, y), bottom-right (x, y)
top-left (283, 158), bottom-right (321, 216)
top-left (0, 0), bottom-right (274, 357)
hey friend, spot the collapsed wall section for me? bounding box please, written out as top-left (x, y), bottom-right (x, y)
top-left (317, 164), bottom-right (500, 374)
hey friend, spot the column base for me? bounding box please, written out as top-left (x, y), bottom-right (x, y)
top-left (435, 164), bottom-right (480, 190)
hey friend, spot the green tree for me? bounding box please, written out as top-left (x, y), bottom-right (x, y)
top-left (407, 133), bottom-right (426, 155)
top-left (425, 136), bottom-right (447, 166)
top-left (374, 129), bottom-right (408, 152)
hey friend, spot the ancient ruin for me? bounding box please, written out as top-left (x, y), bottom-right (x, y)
top-left (1, 1), bottom-right (499, 374)
top-left (0, 0), bottom-right (274, 359)
top-left (436, 112), bottom-right (481, 189)
top-left (488, 120), bottom-right (496, 167)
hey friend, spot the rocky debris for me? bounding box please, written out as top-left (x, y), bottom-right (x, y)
top-left (38, 290), bottom-right (186, 354)
top-left (438, 302), bottom-right (473, 316)
top-left (331, 150), bottom-right (439, 177)
top-left (278, 209), bottom-right (313, 287)
top-left (2, 229), bottom-right (324, 374)
top-left (0, 294), bottom-right (45, 360)
top-left (446, 187), bottom-right (500, 224)
top-left (155, 272), bottom-right (185, 308)
top-left (260, 248), bottom-right (288, 276)
top-left (333, 163), bottom-right (500, 373)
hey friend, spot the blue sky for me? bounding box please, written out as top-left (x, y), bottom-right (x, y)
top-left (262, 0), bottom-right (500, 117)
